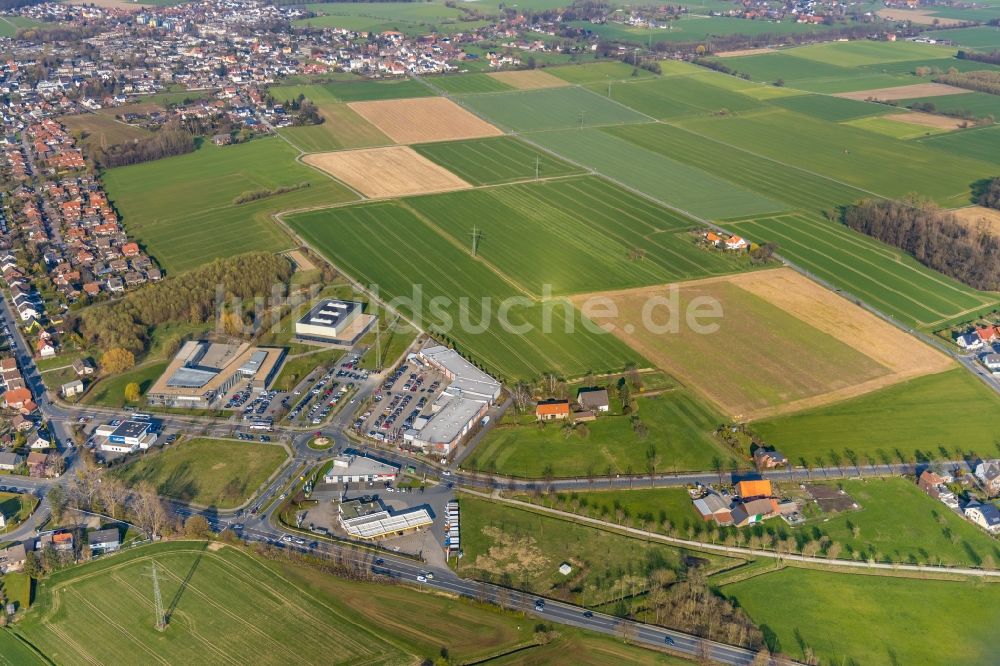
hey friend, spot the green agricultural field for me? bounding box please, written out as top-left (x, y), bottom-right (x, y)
top-left (753, 368), bottom-right (1000, 463)
top-left (102, 138), bottom-right (357, 273)
top-left (724, 568), bottom-right (1000, 666)
top-left (547, 61), bottom-right (656, 84)
top-left (465, 391), bottom-right (735, 478)
top-left (676, 107), bottom-right (995, 207)
top-left (929, 25), bottom-right (1000, 49)
top-left (458, 86), bottom-right (650, 132)
top-left (294, 1), bottom-right (489, 35)
top-left (426, 73), bottom-right (514, 94)
top-left (280, 103), bottom-right (391, 152)
top-left (528, 128), bottom-right (787, 219)
top-left (589, 75), bottom-right (763, 119)
top-left (0, 15), bottom-right (42, 38)
top-left (843, 115), bottom-right (952, 140)
top-left (918, 124), bottom-right (1000, 163)
top-left (900, 91), bottom-right (1000, 119)
top-left (113, 438), bottom-right (288, 509)
top-left (767, 93), bottom-right (889, 121)
top-left (13, 541), bottom-right (536, 665)
top-left (786, 40), bottom-right (953, 67)
top-left (569, 16), bottom-right (833, 46)
top-left (286, 196), bottom-right (647, 381)
top-left (711, 52), bottom-right (858, 87)
top-left (81, 362), bottom-right (168, 408)
top-left (728, 213), bottom-right (997, 327)
top-left (404, 176), bottom-right (754, 293)
top-left (412, 136), bottom-right (583, 185)
top-left (0, 629), bottom-right (45, 666)
top-left (271, 77), bottom-right (434, 104)
top-left (455, 495), bottom-right (739, 605)
top-left (604, 123), bottom-right (869, 214)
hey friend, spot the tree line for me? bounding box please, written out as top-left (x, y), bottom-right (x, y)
top-left (934, 69), bottom-right (1000, 96)
top-left (93, 122), bottom-right (196, 169)
top-left (842, 197), bottom-right (1000, 291)
top-left (957, 49), bottom-right (1000, 66)
top-left (75, 252), bottom-right (294, 354)
top-left (976, 177), bottom-right (1000, 210)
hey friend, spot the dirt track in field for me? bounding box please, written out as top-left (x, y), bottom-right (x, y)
top-left (572, 268), bottom-right (952, 420)
top-left (487, 70), bottom-right (569, 89)
top-left (884, 112), bottom-right (966, 130)
top-left (348, 97), bottom-right (503, 144)
top-left (303, 146), bottom-right (470, 198)
top-left (951, 206), bottom-right (1000, 236)
top-left (835, 83), bottom-right (968, 101)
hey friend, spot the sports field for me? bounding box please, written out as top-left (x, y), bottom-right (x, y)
top-left (412, 136), bottom-right (584, 185)
top-left (303, 146), bottom-right (471, 198)
top-left (404, 176), bottom-right (751, 295)
top-left (459, 86), bottom-right (651, 132)
top-left (465, 390), bottom-right (734, 477)
top-left (752, 368), bottom-right (1000, 462)
top-left (528, 128), bottom-right (788, 219)
top-left (279, 103), bottom-right (391, 152)
top-left (113, 438), bottom-right (288, 509)
top-left (102, 138), bottom-right (357, 273)
top-left (573, 268), bottom-right (950, 419)
top-left (349, 97), bottom-right (502, 144)
top-left (725, 568), bottom-right (1000, 666)
top-left (728, 213), bottom-right (997, 328)
top-left (286, 196), bottom-right (648, 380)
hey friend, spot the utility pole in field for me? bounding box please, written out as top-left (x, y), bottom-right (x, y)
top-left (150, 562), bottom-right (166, 632)
top-left (469, 226), bottom-right (485, 257)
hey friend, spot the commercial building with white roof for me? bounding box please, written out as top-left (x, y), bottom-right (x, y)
top-left (146, 341), bottom-right (285, 407)
top-left (323, 454), bottom-right (399, 484)
top-left (338, 497), bottom-right (432, 540)
top-left (294, 299), bottom-right (376, 346)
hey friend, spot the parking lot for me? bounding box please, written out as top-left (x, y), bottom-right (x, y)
top-left (354, 360), bottom-right (448, 446)
top-left (285, 354), bottom-right (368, 426)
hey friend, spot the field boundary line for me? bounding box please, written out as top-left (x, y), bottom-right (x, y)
top-left (67, 587), bottom-right (171, 666)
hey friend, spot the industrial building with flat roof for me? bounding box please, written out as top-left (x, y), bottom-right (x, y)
top-left (324, 454), bottom-right (399, 484)
top-left (295, 299), bottom-right (376, 346)
top-left (94, 417), bottom-right (158, 454)
top-left (338, 497), bottom-right (433, 540)
top-left (404, 345), bottom-right (502, 455)
top-left (147, 341), bottom-right (285, 407)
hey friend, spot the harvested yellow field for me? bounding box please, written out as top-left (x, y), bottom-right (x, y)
top-left (835, 83), bottom-right (967, 101)
top-left (876, 8), bottom-right (963, 25)
top-left (348, 97), bottom-right (503, 144)
top-left (714, 47), bottom-right (778, 58)
top-left (303, 146), bottom-right (470, 198)
top-left (883, 112), bottom-right (966, 130)
top-left (572, 268), bottom-right (952, 420)
top-left (951, 206), bottom-right (1000, 236)
top-left (487, 70), bottom-right (570, 90)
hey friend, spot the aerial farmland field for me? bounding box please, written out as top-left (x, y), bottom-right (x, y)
top-left (766, 93), bottom-right (890, 121)
top-left (279, 103), bottom-right (392, 152)
top-left (918, 124), bottom-right (1000, 163)
top-left (293, 1), bottom-right (488, 35)
top-left (404, 176), bottom-right (751, 294)
top-left (572, 268), bottom-right (951, 419)
top-left (427, 73), bottom-right (513, 94)
top-left (458, 86), bottom-right (650, 132)
top-left (61, 111), bottom-right (151, 152)
top-left (930, 25), bottom-right (1000, 49)
top-left (412, 136), bottom-right (584, 185)
top-left (527, 128), bottom-right (787, 219)
top-left (102, 138), bottom-right (357, 273)
top-left (271, 76), bottom-right (434, 103)
top-left (587, 75), bottom-right (764, 119)
top-left (285, 197), bottom-right (647, 380)
top-left (546, 61), bottom-right (656, 84)
top-left (728, 213), bottom-right (998, 328)
top-left (900, 91), bottom-right (1000, 121)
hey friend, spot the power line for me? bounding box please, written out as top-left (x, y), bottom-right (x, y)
top-left (151, 561), bottom-right (166, 632)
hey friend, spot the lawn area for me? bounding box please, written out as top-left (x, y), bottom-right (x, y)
top-left (752, 368), bottom-right (1000, 463)
top-left (724, 568), bottom-right (1000, 666)
top-left (0, 492), bottom-right (38, 533)
top-left (112, 438), bottom-right (288, 509)
top-left (528, 127), bottom-right (789, 219)
top-left (279, 103), bottom-right (391, 152)
top-left (455, 495), bottom-right (739, 606)
top-left (427, 73), bottom-right (514, 94)
top-left (102, 138), bottom-right (357, 274)
top-left (604, 122), bottom-right (868, 214)
top-left (465, 391), bottom-right (734, 478)
top-left (675, 107), bottom-right (996, 207)
top-left (80, 362), bottom-right (167, 408)
top-left (728, 213), bottom-right (998, 328)
top-left (404, 176), bottom-right (754, 294)
top-left (412, 136), bottom-right (584, 185)
top-left (0, 572), bottom-right (31, 611)
top-left (61, 111), bottom-right (151, 152)
top-left (458, 86), bottom-right (650, 132)
top-left (286, 193), bottom-right (649, 381)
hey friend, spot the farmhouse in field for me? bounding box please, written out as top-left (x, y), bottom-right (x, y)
top-left (693, 491), bottom-right (734, 525)
top-left (692, 479), bottom-right (781, 527)
top-left (147, 341), bottom-right (286, 407)
top-left (753, 448), bottom-right (788, 469)
top-left (87, 528), bottom-right (121, 554)
top-left (704, 231), bottom-right (749, 251)
top-left (536, 399), bottom-right (570, 421)
top-left (577, 387), bottom-right (610, 413)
